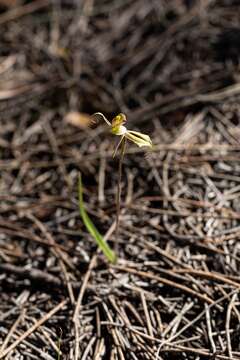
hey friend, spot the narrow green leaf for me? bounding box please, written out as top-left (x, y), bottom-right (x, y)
top-left (78, 173), bottom-right (117, 263)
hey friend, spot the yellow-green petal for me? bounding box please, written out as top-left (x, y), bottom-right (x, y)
top-left (125, 130), bottom-right (152, 147)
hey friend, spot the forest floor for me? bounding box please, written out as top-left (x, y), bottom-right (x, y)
top-left (1, 0), bottom-right (240, 359)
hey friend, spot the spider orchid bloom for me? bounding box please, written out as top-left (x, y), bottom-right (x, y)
top-left (93, 112), bottom-right (152, 156)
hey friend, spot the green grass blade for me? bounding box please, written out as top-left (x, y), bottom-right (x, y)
top-left (78, 173), bottom-right (117, 263)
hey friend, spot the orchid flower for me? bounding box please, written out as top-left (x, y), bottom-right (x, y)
top-left (93, 112), bottom-right (152, 156)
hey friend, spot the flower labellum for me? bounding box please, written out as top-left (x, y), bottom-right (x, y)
top-left (110, 113), bottom-right (127, 135)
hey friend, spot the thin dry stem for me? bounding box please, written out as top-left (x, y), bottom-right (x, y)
top-left (115, 137), bottom-right (126, 252)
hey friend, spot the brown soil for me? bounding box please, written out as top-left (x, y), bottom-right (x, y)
top-left (1, 1), bottom-right (240, 359)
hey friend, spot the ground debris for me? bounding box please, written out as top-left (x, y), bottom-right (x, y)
top-left (1, 1), bottom-right (240, 359)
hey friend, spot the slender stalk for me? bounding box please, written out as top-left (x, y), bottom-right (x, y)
top-left (57, 328), bottom-right (62, 360)
top-left (115, 137), bottom-right (126, 251)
